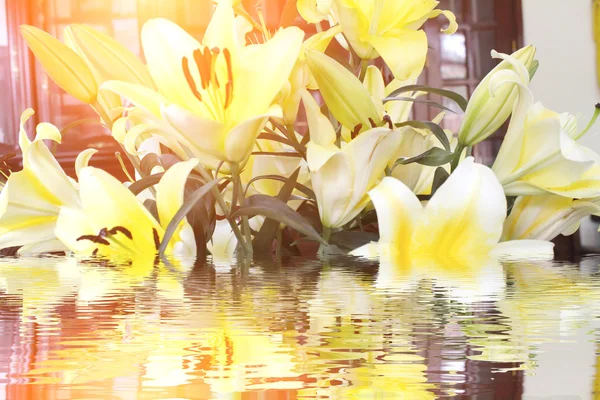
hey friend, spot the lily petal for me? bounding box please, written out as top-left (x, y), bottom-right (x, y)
top-left (141, 18), bottom-right (204, 114)
top-left (156, 159), bottom-right (199, 256)
top-left (412, 157), bottom-right (506, 259)
top-left (368, 176), bottom-right (422, 253)
top-left (232, 27), bottom-right (304, 121)
top-left (75, 148), bottom-right (98, 180)
top-left (224, 115), bottom-right (269, 163)
top-left (301, 89), bottom-right (337, 147)
top-left (368, 30), bottom-right (427, 80)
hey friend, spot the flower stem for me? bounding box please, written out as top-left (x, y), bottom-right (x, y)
top-left (230, 162), bottom-right (253, 256)
top-left (451, 143), bottom-right (466, 172)
top-left (359, 59), bottom-right (369, 81)
top-left (194, 164), bottom-right (247, 257)
top-left (575, 103), bottom-right (600, 140)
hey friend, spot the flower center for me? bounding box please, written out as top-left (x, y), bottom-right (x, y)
top-left (77, 226), bottom-right (161, 256)
top-left (182, 47), bottom-right (234, 121)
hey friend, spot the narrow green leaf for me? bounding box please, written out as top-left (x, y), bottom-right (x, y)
top-left (253, 168), bottom-right (301, 253)
top-left (258, 132), bottom-right (306, 157)
top-left (381, 97), bottom-right (457, 114)
top-left (386, 85), bottom-right (468, 111)
top-left (158, 178), bottom-right (223, 255)
top-left (394, 147), bottom-right (455, 168)
top-left (234, 194), bottom-right (326, 245)
top-left (140, 153), bottom-right (162, 177)
top-left (245, 174), bottom-right (316, 201)
top-left (128, 173), bottom-right (205, 196)
top-left (431, 167), bottom-right (450, 195)
top-left (128, 173), bottom-right (163, 195)
top-left (395, 121), bottom-right (451, 151)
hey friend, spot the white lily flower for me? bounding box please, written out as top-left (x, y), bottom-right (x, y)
top-left (502, 195), bottom-right (600, 241)
top-left (352, 157), bottom-right (554, 262)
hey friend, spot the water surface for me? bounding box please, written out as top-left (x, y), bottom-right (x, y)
top-left (1, 255), bottom-right (600, 399)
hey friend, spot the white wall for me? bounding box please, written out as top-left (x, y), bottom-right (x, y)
top-left (522, 0), bottom-right (600, 151)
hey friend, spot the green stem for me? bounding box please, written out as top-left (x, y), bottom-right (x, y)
top-left (359, 59), bottom-right (369, 81)
top-left (451, 143), bottom-right (466, 172)
top-left (230, 163), bottom-right (253, 256)
top-left (322, 226), bottom-right (332, 242)
top-left (285, 123), bottom-right (299, 144)
top-left (576, 104), bottom-right (600, 140)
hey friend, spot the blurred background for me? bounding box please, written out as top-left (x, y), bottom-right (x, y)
top-left (0, 0), bottom-right (597, 255)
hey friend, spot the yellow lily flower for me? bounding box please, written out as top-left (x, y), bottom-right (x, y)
top-left (304, 91), bottom-right (401, 229)
top-left (103, 2), bottom-right (304, 166)
top-left (334, 0), bottom-right (457, 80)
top-left (458, 46), bottom-right (537, 146)
top-left (502, 195), bottom-right (600, 241)
top-left (351, 157), bottom-right (554, 262)
top-left (0, 110), bottom-right (81, 255)
top-left (492, 78), bottom-right (600, 197)
top-left (55, 159), bottom-right (199, 259)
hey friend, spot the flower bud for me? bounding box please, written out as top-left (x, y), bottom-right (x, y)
top-left (305, 50), bottom-right (380, 134)
top-left (20, 25), bottom-right (98, 104)
top-left (458, 45), bottom-right (536, 146)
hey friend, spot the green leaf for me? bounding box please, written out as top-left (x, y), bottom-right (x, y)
top-left (395, 121), bottom-right (451, 151)
top-left (140, 153), bottom-right (162, 177)
top-left (233, 194), bottom-right (326, 245)
top-left (431, 167), bottom-right (450, 195)
top-left (128, 173), bottom-right (163, 195)
top-left (258, 132), bottom-right (306, 157)
top-left (245, 174), bottom-right (316, 201)
top-left (253, 168), bottom-right (301, 253)
top-left (128, 173), bottom-right (205, 196)
top-left (381, 97), bottom-right (457, 114)
top-left (386, 85), bottom-right (468, 111)
top-left (394, 147), bottom-right (455, 168)
top-left (158, 178), bottom-right (223, 255)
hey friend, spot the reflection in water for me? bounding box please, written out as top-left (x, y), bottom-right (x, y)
top-left (0, 256), bottom-right (600, 398)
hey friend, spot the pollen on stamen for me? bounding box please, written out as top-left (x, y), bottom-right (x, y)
top-left (194, 48), bottom-right (212, 90)
top-left (351, 123), bottom-right (363, 139)
top-left (77, 234), bottom-right (110, 246)
top-left (368, 118), bottom-right (377, 128)
top-left (383, 114), bottom-right (394, 129)
top-left (108, 226), bottom-right (133, 240)
top-left (182, 56), bottom-right (203, 102)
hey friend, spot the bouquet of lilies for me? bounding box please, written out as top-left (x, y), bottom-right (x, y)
top-left (2, 0), bottom-right (599, 265)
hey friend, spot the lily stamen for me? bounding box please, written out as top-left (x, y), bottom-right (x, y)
top-left (223, 48), bottom-right (234, 110)
top-left (182, 57), bottom-right (203, 102)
